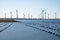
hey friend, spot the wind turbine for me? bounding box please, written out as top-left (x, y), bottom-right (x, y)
top-left (16, 10), bottom-right (18, 19)
top-left (23, 13), bottom-right (25, 18)
top-left (28, 13), bottom-right (30, 19)
top-left (48, 14), bottom-right (49, 19)
top-left (41, 9), bottom-right (44, 19)
top-left (45, 11), bottom-right (46, 19)
top-left (5, 13), bottom-right (6, 18)
top-left (55, 12), bottom-right (57, 19)
top-left (10, 12), bottom-right (12, 18)
top-left (31, 14), bottom-right (32, 19)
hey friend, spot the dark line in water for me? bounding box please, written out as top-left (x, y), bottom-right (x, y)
top-left (0, 23), bottom-right (3, 25)
top-left (20, 22), bottom-right (60, 38)
top-left (0, 23), bottom-right (13, 32)
top-left (0, 23), bottom-right (9, 28)
top-left (1, 23), bottom-right (8, 26)
top-left (26, 24), bottom-right (60, 37)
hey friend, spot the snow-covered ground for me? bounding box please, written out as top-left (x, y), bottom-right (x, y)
top-left (0, 19), bottom-right (60, 40)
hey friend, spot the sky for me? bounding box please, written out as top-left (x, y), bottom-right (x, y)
top-left (0, 0), bottom-right (60, 19)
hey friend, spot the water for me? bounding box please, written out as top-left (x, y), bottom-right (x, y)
top-left (0, 19), bottom-right (60, 40)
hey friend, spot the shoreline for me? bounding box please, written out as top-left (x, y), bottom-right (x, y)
top-left (0, 18), bottom-right (16, 22)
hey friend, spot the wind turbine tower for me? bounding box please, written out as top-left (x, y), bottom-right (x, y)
top-left (41, 9), bottom-right (44, 19)
top-left (28, 13), bottom-right (30, 18)
top-left (10, 12), bottom-right (12, 18)
top-left (16, 10), bottom-right (18, 19)
top-left (31, 14), bottom-right (32, 18)
top-left (55, 12), bottom-right (57, 19)
top-left (48, 14), bottom-right (49, 19)
top-left (23, 13), bottom-right (25, 18)
top-left (45, 12), bottom-right (46, 19)
top-left (5, 13), bottom-right (6, 18)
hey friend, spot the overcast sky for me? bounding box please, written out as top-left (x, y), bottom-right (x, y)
top-left (0, 0), bottom-right (60, 19)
